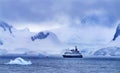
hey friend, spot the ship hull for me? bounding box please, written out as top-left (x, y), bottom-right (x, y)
top-left (63, 55), bottom-right (83, 58)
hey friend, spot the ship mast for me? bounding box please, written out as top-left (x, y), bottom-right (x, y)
top-left (75, 46), bottom-right (78, 51)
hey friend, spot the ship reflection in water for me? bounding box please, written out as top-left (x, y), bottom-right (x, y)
top-left (63, 46), bottom-right (83, 58)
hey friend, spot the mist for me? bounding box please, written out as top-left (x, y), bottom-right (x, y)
top-left (0, 0), bottom-right (119, 49)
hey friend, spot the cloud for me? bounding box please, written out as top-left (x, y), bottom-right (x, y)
top-left (0, 0), bottom-right (119, 27)
top-left (0, 0), bottom-right (119, 49)
top-left (51, 25), bottom-right (116, 49)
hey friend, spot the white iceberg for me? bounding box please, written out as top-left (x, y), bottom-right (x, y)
top-left (5, 57), bottom-right (32, 65)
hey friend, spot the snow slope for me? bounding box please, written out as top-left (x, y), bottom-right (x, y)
top-left (0, 21), bottom-right (64, 55)
top-left (93, 23), bottom-right (120, 56)
top-left (1, 20), bottom-right (119, 57)
top-left (94, 47), bottom-right (120, 56)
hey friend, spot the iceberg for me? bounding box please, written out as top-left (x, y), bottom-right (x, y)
top-left (5, 57), bottom-right (32, 65)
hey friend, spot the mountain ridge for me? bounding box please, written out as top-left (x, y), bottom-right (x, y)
top-left (93, 23), bottom-right (120, 56)
top-left (0, 21), bottom-right (63, 55)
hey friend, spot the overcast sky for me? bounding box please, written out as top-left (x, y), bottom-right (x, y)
top-left (0, 0), bottom-right (119, 28)
top-left (0, 0), bottom-right (120, 47)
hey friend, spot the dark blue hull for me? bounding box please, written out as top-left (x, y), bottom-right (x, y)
top-left (63, 55), bottom-right (83, 58)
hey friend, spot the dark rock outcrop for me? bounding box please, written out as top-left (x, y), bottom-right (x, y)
top-left (113, 23), bottom-right (120, 41)
top-left (0, 21), bottom-right (12, 33)
top-left (31, 32), bottom-right (49, 41)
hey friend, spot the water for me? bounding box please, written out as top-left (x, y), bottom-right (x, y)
top-left (0, 57), bottom-right (120, 73)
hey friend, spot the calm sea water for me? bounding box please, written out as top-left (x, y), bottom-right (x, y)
top-left (0, 57), bottom-right (120, 73)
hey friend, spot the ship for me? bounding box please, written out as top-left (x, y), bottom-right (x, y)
top-left (63, 46), bottom-right (83, 58)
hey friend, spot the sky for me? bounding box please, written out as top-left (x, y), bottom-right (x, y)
top-left (0, 0), bottom-right (120, 47)
top-left (0, 0), bottom-right (119, 28)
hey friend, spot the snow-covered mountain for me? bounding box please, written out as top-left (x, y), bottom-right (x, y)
top-left (1, 20), bottom-right (120, 57)
top-left (93, 23), bottom-right (120, 56)
top-left (94, 47), bottom-right (120, 56)
top-left (0, 21), bottom-right (64, 55)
